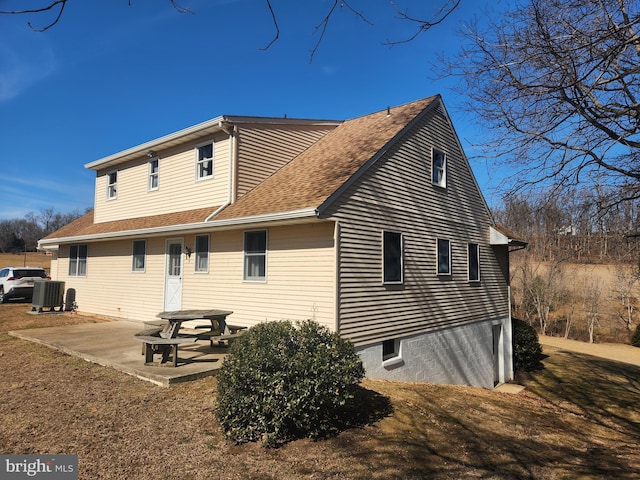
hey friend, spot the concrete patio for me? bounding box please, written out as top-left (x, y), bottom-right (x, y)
top-left (8, 320), bottom-right (228, 387)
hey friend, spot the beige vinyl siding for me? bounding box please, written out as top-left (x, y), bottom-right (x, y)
top-left (235, 124), bottom-right (335, 199)
top-left (54, 222), bottom-right (336, 329)
top-left (55, 237), bottom-right (168, 321)
top-left (94, 133), bottom-right (231, 223)
top-left (182, 222), bottom-right (336, 331)
top-left (325, 106), bottom-right (509, 346)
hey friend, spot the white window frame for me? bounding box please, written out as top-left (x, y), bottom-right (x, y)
top-left (243, 230), bottom-right (267, 282)
top-left (196, 141), bottom-right (214, 181)
top-left (195, 234), bottom-right (209, 273)
top-left (132, 240), bottom-right (146, 272)
top-left (106, 170), bottom-right (118, 200)
top-left (468, 243), bottom-right (480, 282)
top-left (432, 148), bottom-right (446, 188)
top-left (148, 158), bottom-right (159, 191)
top-left (437, 238), bottom-right (451, 275)
top-left (382, 230), bottom-right (403, 284)
top-left (68, 244), bottom-right (87, 277)
top-left (382, 338), bottom-right (404, 368)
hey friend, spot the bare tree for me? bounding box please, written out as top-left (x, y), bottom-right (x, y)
top-left (1, 1), bottom-right (461, 61)
top-left (441, 0), bottom-right (640, 211)
top-left (517, 255), bottom-right (565, 335)
top-left (584, 276), bottom-right (602, 344)
top-left (611, 263), bottom-right (639, 333)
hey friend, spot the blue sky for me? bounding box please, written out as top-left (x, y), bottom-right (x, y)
top-left (0, 0), bottom-right (503, 220)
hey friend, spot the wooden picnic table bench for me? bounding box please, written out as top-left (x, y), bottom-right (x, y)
top-left (134, 309), bottom-right (246, 366)
top-left (134, 335), bottom-right (197, 367)
top-left (194, 324), bottom-right (248, 346)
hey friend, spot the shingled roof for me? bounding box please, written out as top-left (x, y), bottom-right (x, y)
top-left (214, 96), bottom-right (438, 220)
top-left (40, 96), bottom-right (439, 245)
top-left (40, 206), bottom-right (218, 242)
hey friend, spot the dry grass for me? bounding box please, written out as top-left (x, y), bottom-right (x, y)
top-left (0, 252), bottom-right (52, 271)
top-left (1, 304), bottom-right (639, 479)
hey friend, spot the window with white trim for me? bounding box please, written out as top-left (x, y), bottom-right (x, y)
top-left (244, 230), bottom-right (266, 281)
top-left (132, 240), bottom-right (146, 272)
top-left (437, 238), bottom-right (451, 275)
top-left (107, 171), bottom-right (118, 199)
top-left (432, 149), bottom-right (446, 188)
top-left (383, 231), bottom-right (403, 284)
top-left (69, 244), bottom-right (87, 276)
top-left (148, 159), bottom-right (159, 191)
top-left (196, 142), bottom-right (213, 180)
top-left (195, 235), bottom-right (209, 273)
top-left (468, 243), bottom-right (480, 282)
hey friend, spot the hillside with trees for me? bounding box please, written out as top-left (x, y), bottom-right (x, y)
top-left (0, 207), bottom-right (87, 253)
top-left (497, 190), bottom-right (640, 345)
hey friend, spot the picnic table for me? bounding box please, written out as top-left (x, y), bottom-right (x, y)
top-left (156, 309), bottom-right (235, 338)
top-left (134, 309), bottom-right (246, 367)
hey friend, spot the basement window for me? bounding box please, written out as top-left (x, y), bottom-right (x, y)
top-left (382, 338), bottom-right (403, 368)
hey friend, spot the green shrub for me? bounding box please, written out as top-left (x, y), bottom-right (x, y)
top-left (215, 319), bottom-right (365, 446)
top-left (631, 323), bottom-right (640, 348)
top-left (512, 317), bottom-right (543, 372)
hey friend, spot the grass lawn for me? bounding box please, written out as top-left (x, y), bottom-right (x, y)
top-left (1, 302), bottom-right (639, 479)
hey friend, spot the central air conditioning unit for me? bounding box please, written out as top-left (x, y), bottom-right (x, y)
top-left (31, 280), bottom-right (65, 313)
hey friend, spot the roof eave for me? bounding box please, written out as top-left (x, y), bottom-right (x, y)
top-left (489, 226), bottom-right (528, 247)
top-left (85, 115), bottom-right (227, 171)
top-left (85, 116), bottom-right (342, 172)
top-left (37, 207), bottom-right (320, 246)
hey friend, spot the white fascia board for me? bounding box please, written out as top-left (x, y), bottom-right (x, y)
top-left (84, 116), bottom-right (226, 170)
top-left (85, 116), bottom-right (341, 172)
top-left (37, 208), bottom-right (319, 245)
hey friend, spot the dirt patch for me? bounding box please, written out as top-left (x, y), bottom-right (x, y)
top-left (1, 303), bottom-right (639, 479)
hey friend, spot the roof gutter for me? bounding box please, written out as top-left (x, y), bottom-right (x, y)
top-left (37, 207), bottom-right (319, 246)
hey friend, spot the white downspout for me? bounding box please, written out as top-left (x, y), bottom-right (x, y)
top-left (205, 123), bottom-right (236, 222)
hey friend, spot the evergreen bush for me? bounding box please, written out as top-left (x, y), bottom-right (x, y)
top-left (215, 319), bottom-right (365, 446)
top-left (512, 317), bottom-right (543, 372)
top-left (631, 323), bottom-right (640, 347)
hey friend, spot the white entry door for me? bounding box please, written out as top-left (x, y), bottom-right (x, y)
top-left (164, 240), bottom-right (183, 311)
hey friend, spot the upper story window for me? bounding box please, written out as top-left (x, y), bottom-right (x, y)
top-left (148, 159), bottom-right (159, 191)
top-left (69, 244), bottom-right (88, 277)
top-left (432, 149), bottom-right (446, 188)
top-left (196, 142), bottom-right (214, 180)
top-left (132, 240), bottom-right (146, 272)
top-left (244, 230), bottom-right (267, 281)
top-left (383, 231), bottom-right (403, 284)
top-left (437, 238), bottom-right (451, 275)
top-left (195, 235), bottom-right (209, 273)
top-left (107, 171), bottom-right (118, 199)
top-left (468, 243), bottom-right (480, 282)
